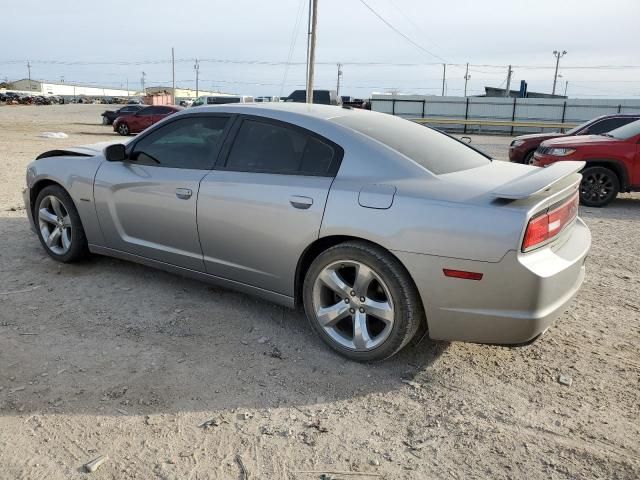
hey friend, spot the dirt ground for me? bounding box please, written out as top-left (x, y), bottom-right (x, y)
top-left (0, 104), bottom-right (638, 480)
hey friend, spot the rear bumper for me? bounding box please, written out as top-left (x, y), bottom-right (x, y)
top-left (394, 218), bottom-right (591, 344)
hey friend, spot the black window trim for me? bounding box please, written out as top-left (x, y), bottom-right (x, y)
top-left (124, 112), bottom-right (236, 170)
top-left (215, 114), bottom-right (344, 177)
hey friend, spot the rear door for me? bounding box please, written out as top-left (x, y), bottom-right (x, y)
top-left (197, 116), bottom-right (342, 296)
top-left (94, 114), bottom-right (232, 271)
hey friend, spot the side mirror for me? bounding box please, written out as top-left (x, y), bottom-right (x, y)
top-left (460, 136), bottom-right (472, 144)
top-left (105, 143), bottom-right (127, 162)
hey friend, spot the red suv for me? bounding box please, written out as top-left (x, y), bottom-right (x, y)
top-left (509, 114), bottom-right (640, 164)
top-left (533, 119), bottom-right (640, 207)
top-left (113, 105), bottom-right (183, 136)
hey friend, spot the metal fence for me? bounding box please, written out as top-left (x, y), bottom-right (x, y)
top-left (371, 94), bottom-right (640, 135)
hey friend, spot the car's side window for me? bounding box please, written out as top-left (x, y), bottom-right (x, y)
top-left (224, 119), bottom-right (337, 176)
top-left (138, 107), bottom-right (154, 116)
top-left (588, 118), bottom-right (634, 135)
top-left (130, 116), bottom-right (230, 169)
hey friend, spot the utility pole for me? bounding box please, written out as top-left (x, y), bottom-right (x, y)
top-left (504, 65), bottom-right (513, 97)
top-left (27, 61), bottom-right (32, 90)
top-left (463, 62), bottom-right (470, 97)
top-left (141, 71), bottom-right (146, 96)
top-left (171, 47), bottom-right (176, 104)
top-left (564, 80), bottom-right (569, 97)
top-left (336, 63), bottom-right (342, 98)
top-left (126, 78), bottom-right (129, 98)
top-left (194, 59), bottom-right (200, 98)
top-left (306, 0), bottom-right (318, 103)
top-left (441, 63), bottom-right (446, 96)
top-left (552, 50), bottom-right (567, 96)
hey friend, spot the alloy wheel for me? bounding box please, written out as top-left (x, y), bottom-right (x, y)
top-left (312, 260), bottom-right (395, 351)
top-left (580, 171), bottom-right (614, 203)
top-left (118, 123), bottom-right (129, 135)
top-left (38, 195), bottom-right (72, 255)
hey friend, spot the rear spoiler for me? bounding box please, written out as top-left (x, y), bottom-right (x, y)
top-left (492, 161), bottom-right (585, 200)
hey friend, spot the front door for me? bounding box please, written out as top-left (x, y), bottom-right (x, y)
top-left (197, 116), bottom-right (342, 296)
top-left (94, 114), bottom-right (232, 271)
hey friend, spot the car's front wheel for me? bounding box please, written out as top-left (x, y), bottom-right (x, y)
top-left (523, 150), bottom-right (536, 165)
top-left (303, 241), bottom-right (423, 362)
top-left (34, 185), bottom-right (89, 262)
top-left (579, 166), bottom-right (619, 207)
top-left (117, 123), bottom-right (130, 136)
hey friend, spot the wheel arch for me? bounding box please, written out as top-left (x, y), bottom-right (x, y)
top-left (30, 178), bottom-right (66, 214)
top-left (294, 235), bottom-right (426, 320)
top-left (582, 159), bottom-right (629, 190)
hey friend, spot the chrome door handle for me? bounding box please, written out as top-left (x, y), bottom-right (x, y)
top-left (289, 195), bottom-right (313, 209)
top-left (176, 188), bottom-right (193, 200)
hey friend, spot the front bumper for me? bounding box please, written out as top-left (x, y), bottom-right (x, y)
top-left (23, 187), bottom-right (36, 232)
top-left (394, 218), bottom-right (591, 344)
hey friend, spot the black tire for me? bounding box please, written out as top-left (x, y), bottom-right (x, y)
top-left (302, 241), bottom-right (424, 362)
top-left (117, 123), bottom-right (130, 136)
top-left (34, 185), bottom-right (89, 263)
top-left (579, 166), bottom-right (619, 207)
top-left (522, 150), bottom-right (536, 165)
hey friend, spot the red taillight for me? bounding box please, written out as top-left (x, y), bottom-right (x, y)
top-left (443, 269), bottom-right (483, 280)
top-left (522, 192), bottom-right (579, 251)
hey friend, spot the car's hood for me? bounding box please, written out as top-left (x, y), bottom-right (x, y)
top-left (514, 132), bottom-right (565, 142)
top-left (36, 140), bottom-right (126, 160)
top-left (541, 134), bottom-right (620, 147)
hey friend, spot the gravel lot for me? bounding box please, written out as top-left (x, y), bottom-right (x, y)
top-left (0, 104), bottom-right (638, 480)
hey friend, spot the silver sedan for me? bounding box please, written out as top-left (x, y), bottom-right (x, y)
top-left (23, 104), bottom-right (591, 361)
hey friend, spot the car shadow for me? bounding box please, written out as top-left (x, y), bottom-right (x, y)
top-left (0, 215), bottom-right (449, 418)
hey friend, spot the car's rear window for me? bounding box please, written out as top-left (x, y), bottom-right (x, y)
top-left (332, 113), bottom-right (490, 174)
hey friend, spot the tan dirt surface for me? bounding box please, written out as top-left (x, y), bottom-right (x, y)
top-left (0, 104), bottom-right (639, 479)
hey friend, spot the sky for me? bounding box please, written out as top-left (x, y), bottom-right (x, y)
top-left (2, 0), bottom-right (639, 99)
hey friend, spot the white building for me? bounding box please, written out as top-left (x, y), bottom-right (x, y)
top-left (9, 79), bottom-right (138, 97)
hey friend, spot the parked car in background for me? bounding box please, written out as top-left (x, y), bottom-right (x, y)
top-left (101, 104), bottom-right (146, 125)
top-left (509, 113), bottom-right (640, 164)
top-left (533, 119), bottom-right (640, 207)
top-left (284, 89), bottom-right (341, 105)
top-left (24, 103), bottom-right (590, 361)
top-left (112, 105), bottom-right (183, 135)
top-left (192, 94), bottom-right (254, 106)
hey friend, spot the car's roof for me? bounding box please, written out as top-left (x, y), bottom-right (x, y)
top-left (189, 102), bottom-right (359, 120)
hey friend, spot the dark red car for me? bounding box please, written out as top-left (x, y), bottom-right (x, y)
top-left (533, 119), bottom-right (640, 207)
top-left (113, 105), bottom-right (183, 136)
top-left (509, 114), bottom-right (640, 164)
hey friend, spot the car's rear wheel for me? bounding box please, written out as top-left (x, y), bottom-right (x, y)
top-left (303, 241), bottom-right (423, 362)
top-left (579, 166), bottom-right (619, 207)
top-left (34, 185), bottom-right (89, 262)
top-left (117, 123), bottom-right (130, 136)
top-left (523, 151), bottom-right (536, 165)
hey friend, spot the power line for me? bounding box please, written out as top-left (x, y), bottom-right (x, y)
top-left (2, 58), bottom-right (640, 70)
top-left (356, 0), bottom-right (447, 63)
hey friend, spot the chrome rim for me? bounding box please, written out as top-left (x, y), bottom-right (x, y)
top-left (38, 195), bottom-right (72, 255)
top-left (312, 260), bottom-right (394, 351)
top-left (525, 154), bottom-right (536, 165)
top-left (580, 171), bottom-right (614, 203)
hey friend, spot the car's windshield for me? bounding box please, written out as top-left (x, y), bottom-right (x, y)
top-left (606, 119), bottom-right (640, 140)
top-left (332, 113), bottom-right (491, 175)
